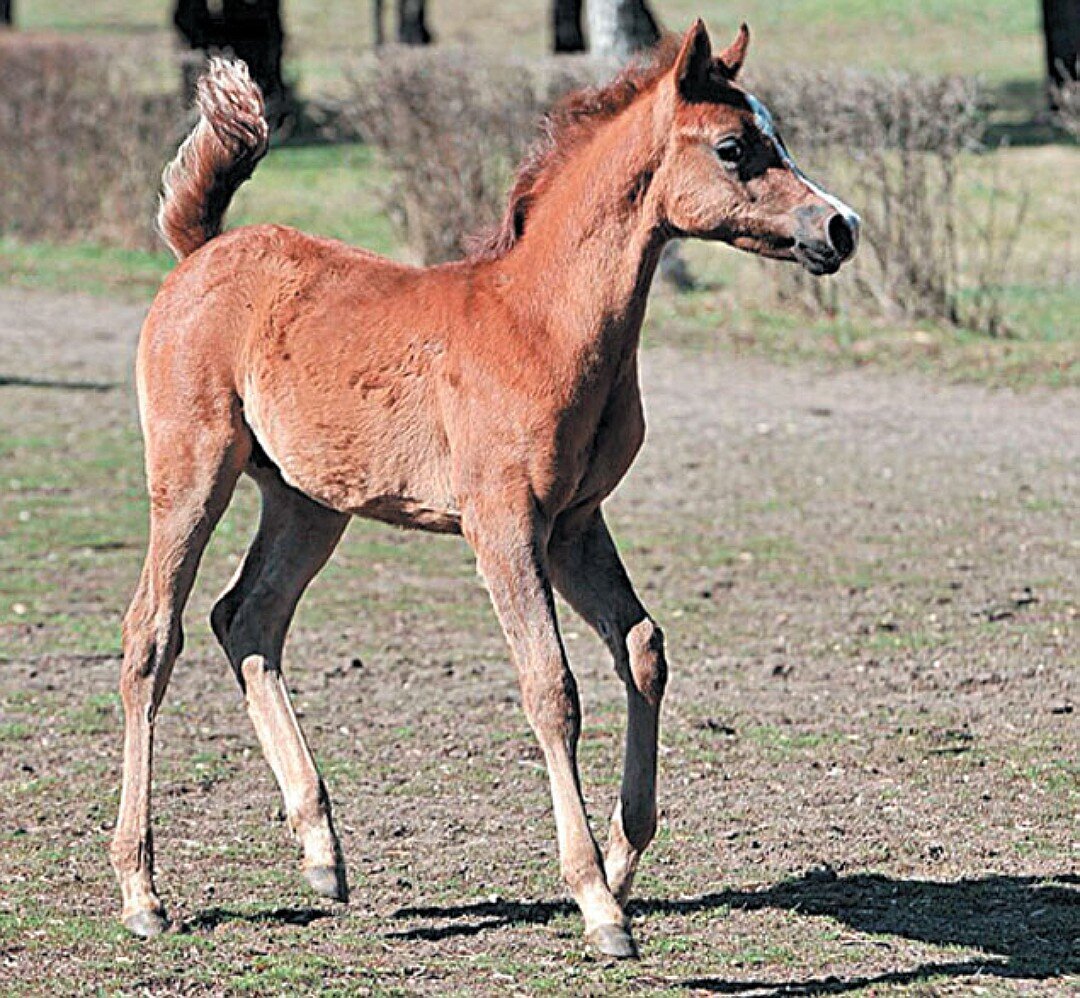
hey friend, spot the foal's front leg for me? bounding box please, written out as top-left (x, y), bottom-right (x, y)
top-left (548, 509), bottom-right (667, 907)
top-left (465, 501), bottom-right (635, 958)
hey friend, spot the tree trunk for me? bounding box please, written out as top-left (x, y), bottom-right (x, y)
top-left (372, 0), bottom-right (385, 48)
top-left (0, 1), bottom-right (13, 27)
top-left (173, 0), bottom-right (290, 118)
top-left (397, 0), bottom-right (432, 45)
top-left (552, 0), bottom-right (585, 53)
top-left (1042, 0), bottom-right (1080, 100)
top-left (586, 0), bottom-right (660, 60)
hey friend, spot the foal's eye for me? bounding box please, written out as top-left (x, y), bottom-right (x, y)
top-left (715, 138), bottom-right (744, 165)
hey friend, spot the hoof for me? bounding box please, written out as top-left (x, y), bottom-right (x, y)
top-left (303, 864), bottom-right (349, 903)
top-left (587, 923), bottom-right (638, 960)
top-left (123, 909), bottom-right (169, 938)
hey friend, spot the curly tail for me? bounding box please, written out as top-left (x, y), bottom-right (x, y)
top-left (157, 57), bottom-right (270, 260)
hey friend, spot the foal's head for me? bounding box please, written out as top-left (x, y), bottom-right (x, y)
top-left (656, 20), bottom-right (859, 275)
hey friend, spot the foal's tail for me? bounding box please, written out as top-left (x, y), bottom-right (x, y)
top-left (157, 57), bottom-right (270, 260)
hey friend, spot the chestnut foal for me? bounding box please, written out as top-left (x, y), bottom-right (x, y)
top-left (111, 21), bottom-right (858, 957)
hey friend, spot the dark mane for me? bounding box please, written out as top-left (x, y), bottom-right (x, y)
top-left (467, 35), bottom-right (682, 261)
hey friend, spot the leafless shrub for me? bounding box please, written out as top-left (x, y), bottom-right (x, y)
top-left (750, 71), bottom-right (1026, 335)
top-left (0, 35), bottom-right (180, 249)
top-left (336, 47), bottom-right (607, 263)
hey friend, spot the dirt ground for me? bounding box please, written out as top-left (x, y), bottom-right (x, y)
top-left (0, 288), bottom-right (1076, 996)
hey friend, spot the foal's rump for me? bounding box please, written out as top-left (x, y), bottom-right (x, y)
top-left (138, 223), bottom-right (460, 531)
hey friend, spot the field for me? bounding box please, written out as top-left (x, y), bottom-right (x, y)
top-left (1, 1), bottom-right (1078, 995)
top-left (0, 288), bottom-right (1076, 994)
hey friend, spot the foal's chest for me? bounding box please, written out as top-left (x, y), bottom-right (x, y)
top-left (555, 368), bottom-right (647, 513)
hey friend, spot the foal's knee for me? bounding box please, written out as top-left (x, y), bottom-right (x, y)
top-left (213, 593), bottom-right (289, 687)
top-left (119, 604), bottom-right (180, 713)
top-left (626, 619), bottom-right (666, 705)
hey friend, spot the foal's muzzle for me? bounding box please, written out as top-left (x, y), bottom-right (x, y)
top-left (793, 205), bottom-right (860, 276)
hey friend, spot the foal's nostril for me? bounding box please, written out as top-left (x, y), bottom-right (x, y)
top-left (827, 214), bottom-right (856, 260)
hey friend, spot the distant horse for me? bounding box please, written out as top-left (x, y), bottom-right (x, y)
top-left (111, 20), bottom-right (858, 958)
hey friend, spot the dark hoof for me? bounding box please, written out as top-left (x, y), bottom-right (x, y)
top-left (304, 865), bottom-right (349, 903)
top-left (588, 923), bottom-right (638, 959)
top-left (123, 909), bottom-right (169, 938)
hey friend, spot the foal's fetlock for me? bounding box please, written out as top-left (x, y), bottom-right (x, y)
top-left (604, 803), bottom-right (654, 906)
top-left (296, 803), bottom-right (349, 902)
top-left (300, 835), bottom-right (349, 902)
top-left (604, 835), bottom-right (639, 907)
top-left (569, 867), bottom-right (633, 958)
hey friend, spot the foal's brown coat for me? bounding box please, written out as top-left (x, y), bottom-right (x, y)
top-left (111, 22), bottom-right (858, 957)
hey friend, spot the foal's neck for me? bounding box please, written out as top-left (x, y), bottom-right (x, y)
top-left (503, 95), bottom-right (668, 373)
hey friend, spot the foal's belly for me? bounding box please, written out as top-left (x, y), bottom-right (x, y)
top-left (240, 357), bottom-right (461, 533)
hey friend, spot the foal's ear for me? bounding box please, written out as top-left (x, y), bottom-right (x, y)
top-left (673, 19), bottom-right (713, 100)
top-left (717, 23), bottom-right (750, 80)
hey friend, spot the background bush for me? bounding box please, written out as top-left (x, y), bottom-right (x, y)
top-left (751, 71), bottom-right (1018, 333)
top-left (1051, 77), bottom-right (1080, 139)
top-left (337, 47), bottom-right (608, 264)
top-left (0, 35), bottom-right (180, 249)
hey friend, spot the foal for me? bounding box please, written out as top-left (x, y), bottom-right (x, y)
top-left (111, 20), bottom-right (858, 957)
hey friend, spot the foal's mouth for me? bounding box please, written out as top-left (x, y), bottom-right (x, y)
top-left (795, 241), bottom-right (844, 276)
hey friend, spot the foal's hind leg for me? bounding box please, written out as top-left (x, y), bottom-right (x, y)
top-left (211, 468), bottom-right (350, 901)
top-left (111, 418), bottom-right (249, 936)
top-left (549, 509), bottom-right (667, 908)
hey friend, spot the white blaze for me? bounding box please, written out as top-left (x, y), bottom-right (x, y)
top-left (745, 92), bottom-right (861, 239)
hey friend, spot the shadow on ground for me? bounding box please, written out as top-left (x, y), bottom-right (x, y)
top-left (390, 872), bottom-right (1078, 993)
top-left (182, 906), bottom-right (335, 932)
top-left (0, 375), bottom-right (117, 391)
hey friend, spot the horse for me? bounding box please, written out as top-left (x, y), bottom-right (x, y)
top-left (110, 20), bottom-right (859, 958)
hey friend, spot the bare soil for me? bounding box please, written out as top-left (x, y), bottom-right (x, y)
top-left (0, 288), bottom-right (1076, 996)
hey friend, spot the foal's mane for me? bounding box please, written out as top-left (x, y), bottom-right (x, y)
top-left (468, 35), bottom-right (682, 262)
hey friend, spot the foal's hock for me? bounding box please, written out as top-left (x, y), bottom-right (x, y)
top-left (111, 21), bottom-right (858, 958)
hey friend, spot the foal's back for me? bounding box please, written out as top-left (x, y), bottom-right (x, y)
top-left (139, 222), bottom-right (537, 532)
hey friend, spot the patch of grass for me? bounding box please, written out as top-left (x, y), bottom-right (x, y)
top-left (744, 724), bottom-right (845, 757)
top-left (64, 692), bottom-right (121, 735)
top-left (230, 144), bottom-right (397, 256)
top-left (0, 237), bottom-right (173, 299)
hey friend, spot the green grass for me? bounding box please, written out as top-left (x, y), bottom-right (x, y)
top-left (0, 239), bottom-right (173, 299)
top-left (230, 144), bottom-right (397, 255)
